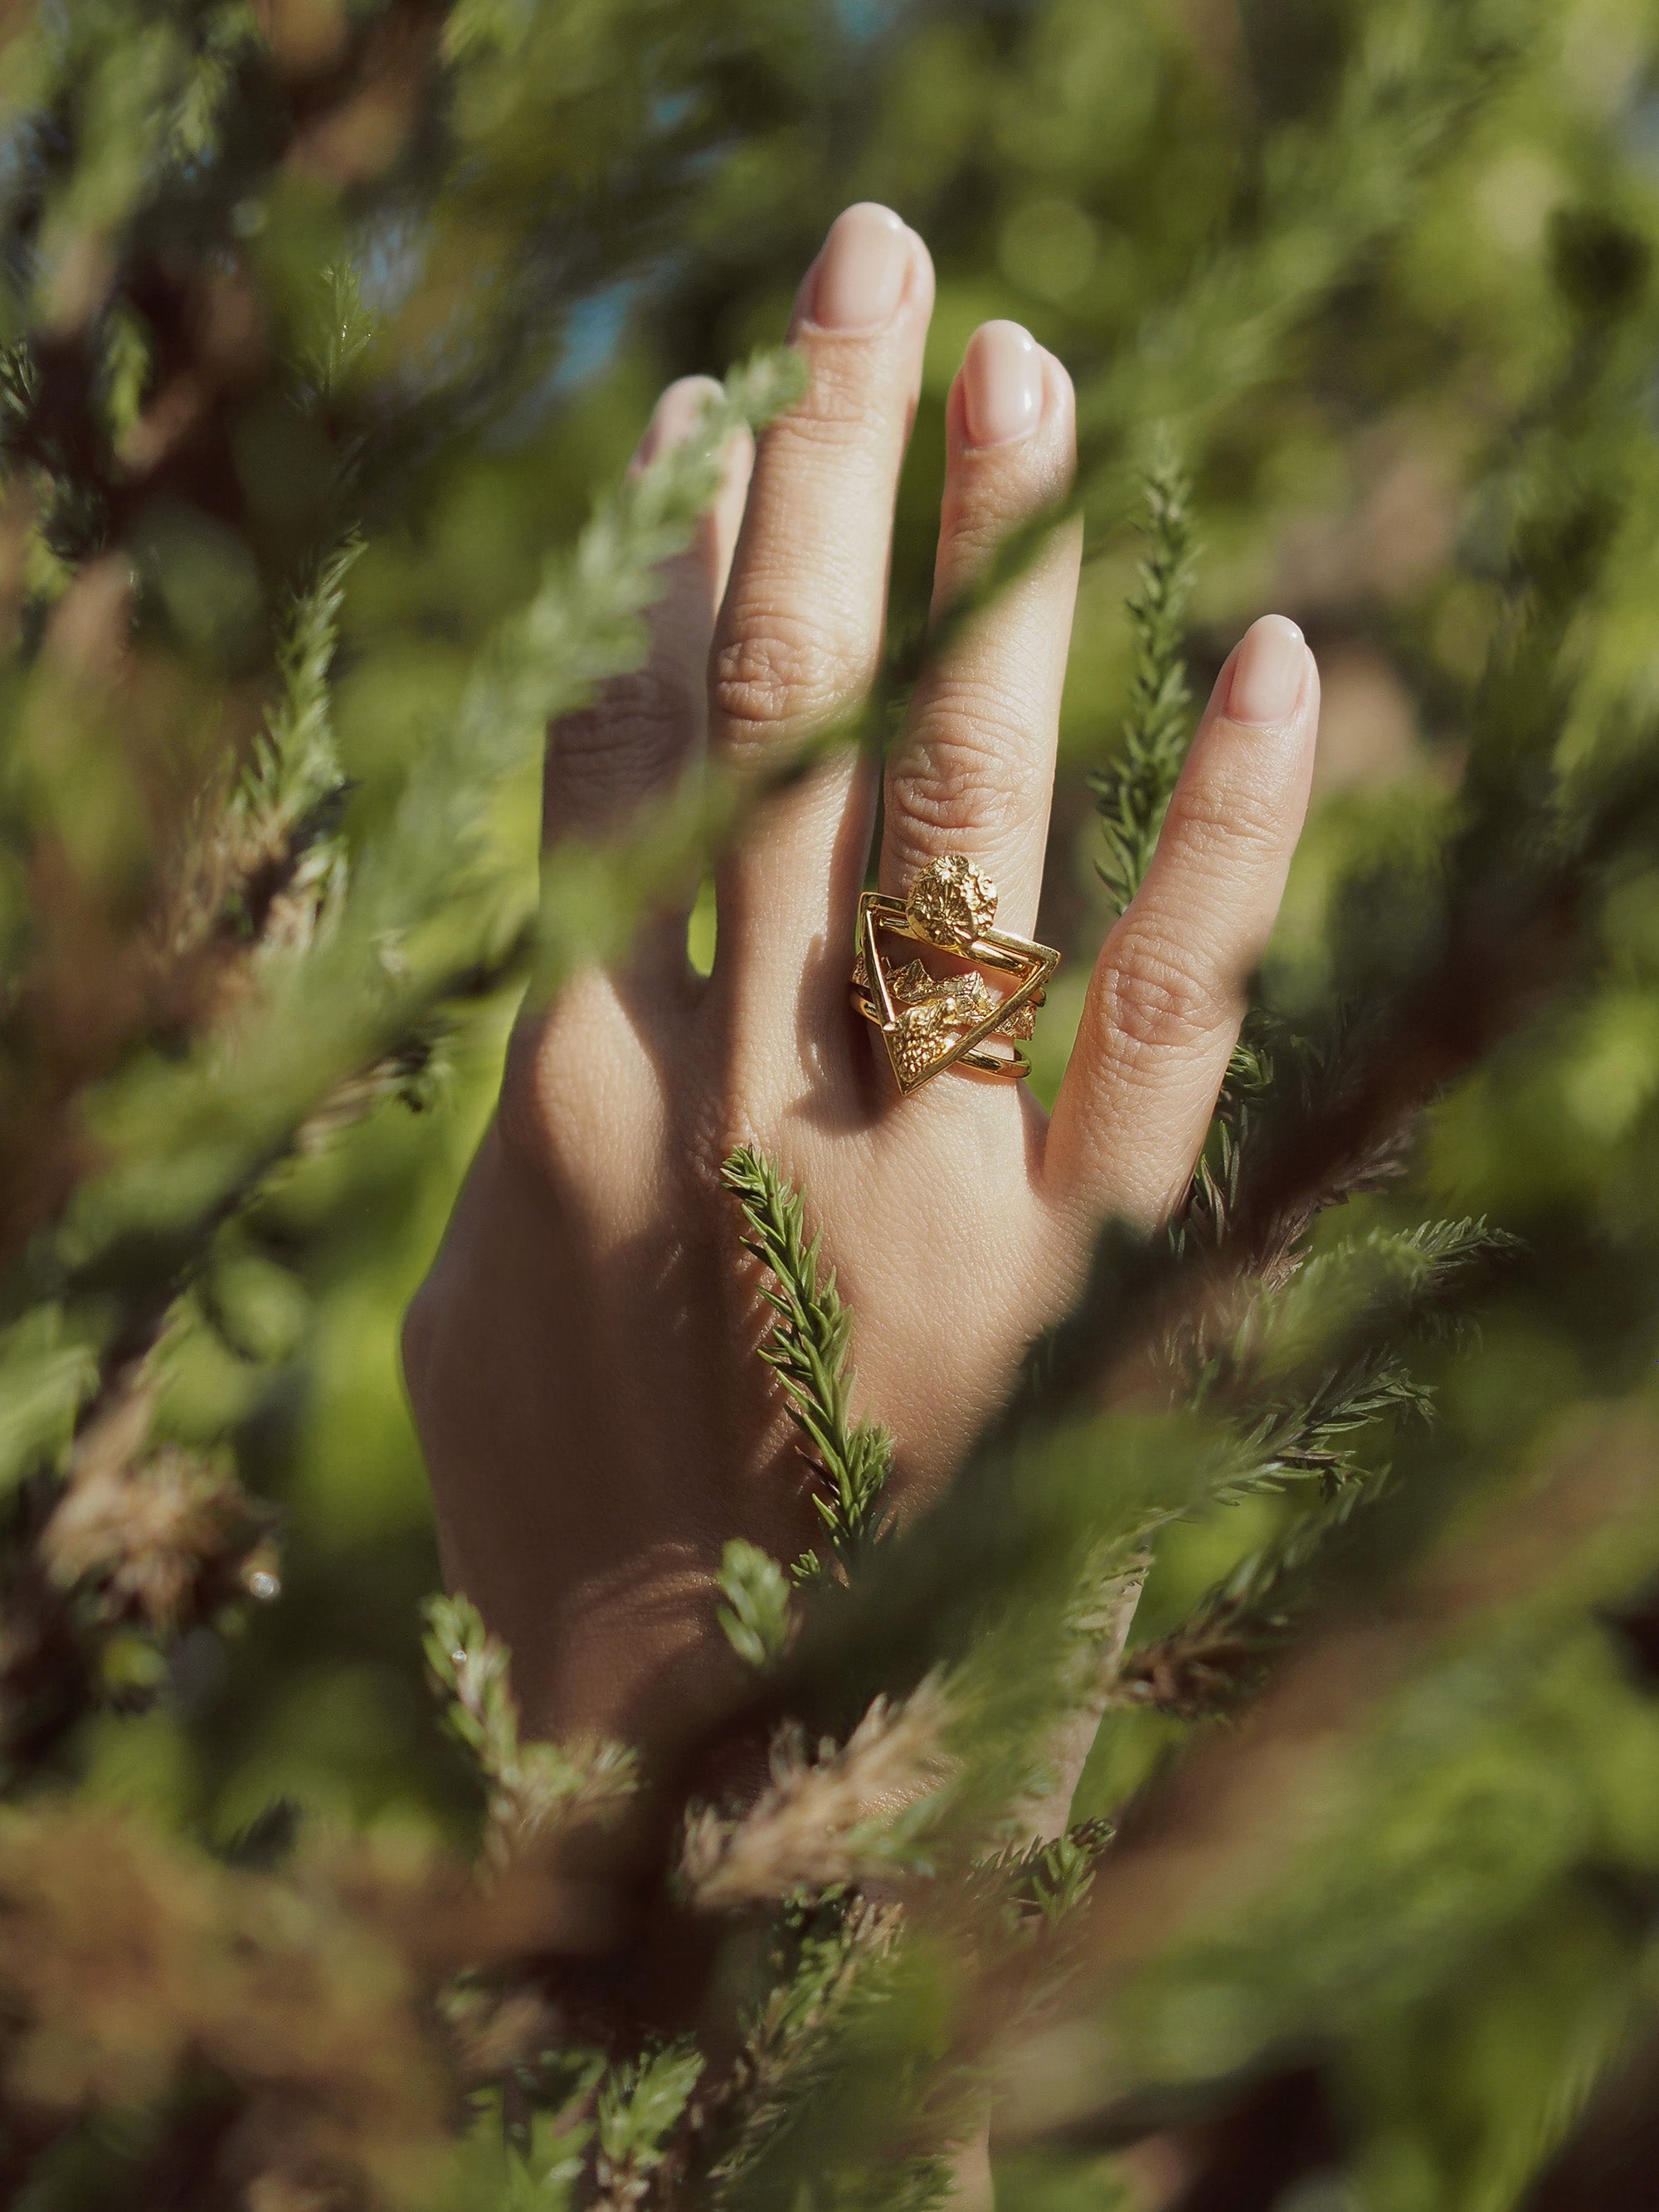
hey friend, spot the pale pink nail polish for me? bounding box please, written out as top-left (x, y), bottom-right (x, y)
top-left (961, 321), bottom-right (1044, 447)
top-left (811, 203), bottom-right (911, 330)
top-left (1227, 614), bottom-right (1307, 725)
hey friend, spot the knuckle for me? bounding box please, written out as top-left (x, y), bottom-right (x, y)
top-left (772, 386), bottom-right (876, 450)
top-left (887, 706), bottom-right (1034, 843)
top-left (605, 660), bottom-right (700, 744)
top-left (552, 664), bottom-right (696, 800)
top-left (1162, 771), bottom-right (1287, 868)
top-left (711, 616), bottom-right (864, 745)
top-left (1097, 930), bottom-right (1227, 1061)
top-left (782, 342), bottom-right (909, 441)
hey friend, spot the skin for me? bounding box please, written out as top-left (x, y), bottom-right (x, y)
top-left (402, 202), bottom-right (1321, 1775)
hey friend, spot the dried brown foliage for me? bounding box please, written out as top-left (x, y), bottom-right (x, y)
top-left (681, 1680), bottom-right (957, 1911)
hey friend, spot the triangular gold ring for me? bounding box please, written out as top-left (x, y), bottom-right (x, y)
top-left (849, 855), bottom-right (1060, 1094)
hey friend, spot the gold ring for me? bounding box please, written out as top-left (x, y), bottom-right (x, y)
top-left (850, 855), bottom-right (1059, 1094)
top-left (847, 989), bottom-right (1033, 1081)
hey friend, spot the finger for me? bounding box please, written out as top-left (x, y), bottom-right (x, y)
top-left (545, 376), bottom-right (753, 846)
top-left (708, 203), bottom-right (933, 1055)
top-left (1045, 615), bottom-right (1319, 1230)
top-left (882, 321), bottom-right (1079, 941)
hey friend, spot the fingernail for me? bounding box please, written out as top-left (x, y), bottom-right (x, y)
top-left (811, 202), bottom-right (911, 330)
top-left (1227, 614), bottom-right (1307, 725)
top-left (635, 374), bottom-right (722, 466)
top-left (961, 320), bottom-right (1044, 446)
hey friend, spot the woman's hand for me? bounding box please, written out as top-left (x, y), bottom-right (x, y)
top-left (402, 203), bottom-right (1319, 1760)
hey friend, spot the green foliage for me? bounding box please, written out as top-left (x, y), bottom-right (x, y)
top-left (721, 1147), bottom-right (894, 1581)
top-left (717, 1539), bottom-right (795, 1670)
top-left (4, 0), bottom-right (1659, 2206)
top-left (595, 2044), bottom-right (704, 2197)
top-left (717, 1889), bottom-right (902, 2165)
top-left (984, 1818), bottom-right (1117, 1938)
top-left (1020, 1821), bottom-right (1115, 1929)
top-left (441, 2085), bottom-right (596, 2212)
top-left (1090, 437), bottom-right (1199, 912)
top-left (245, 534), bottom-right (362, 841)
top-left (0, 1312), bottom-right (97, 1496)
top-left (425, 1593), bottom-right (637, 1854)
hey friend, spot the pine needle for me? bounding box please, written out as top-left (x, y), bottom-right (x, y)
top-left (1090, 435), bottom-right (1199, 914)
top-left (717, 1538), bottom-right (795, 1670)
top-left (721, 1147), bottom-right (894, 1581)
top-left (423, 1594), bottom-right (637, 1864)
top-left (681, 1679), bottom-right (956, 1908)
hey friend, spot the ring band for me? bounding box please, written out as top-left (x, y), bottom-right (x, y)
top-left (850, 854), bottom-right (1059, 1095)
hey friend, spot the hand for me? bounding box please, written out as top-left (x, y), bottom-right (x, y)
top-left (402, 203), bottom-right (1319, 1761)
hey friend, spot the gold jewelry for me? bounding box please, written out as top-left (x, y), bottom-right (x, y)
top-left (849, 854), bottom-right (1059, 1093)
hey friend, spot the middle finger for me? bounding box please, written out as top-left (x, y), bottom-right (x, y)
top-left (708, 203), bottom-right (934, 1077)
top-left (882, 319), bottom-right (1079, 945)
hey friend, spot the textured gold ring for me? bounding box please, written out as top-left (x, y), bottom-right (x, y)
top-left (847, 988), bottom-right (1032, 1081)
top-left (850, 854), bottom-right (1059, 1095)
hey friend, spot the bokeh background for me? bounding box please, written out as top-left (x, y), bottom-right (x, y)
top-left (15, 0), bottom-right (1659, 2204)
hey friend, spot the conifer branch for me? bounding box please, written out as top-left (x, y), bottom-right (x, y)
top-left (1112, 1519), bottom-right (1315, 1721)
top-left (33, 361), bottom-right (804, 1320)
top-left (1090, 436), bottom-right (1199, 914)
top-left (594, 2044), bottom-right (704, 2211)
top-left (721, 1148), bottom-right (894, 1581)
top-left (717, 1539), bottom-right (795, 1670)
top-left (243, 535), bottom-right (362, 842)
top-left (195, 533), bottom-right (364, 966)
top-left (979, 1818), bottom-right (1117, 1937)
top-left (294, 265), bottom-right (376, 409)
top-left (424, 1595), bottom-right (638, 1864)
top-left (698, 1891), bottom-right (903, 2198)
top-left (682, 1679), bottom-right (956, 1909)
top-left (1121, 1218), bottom-right (1523, 1717)
top-left (1209, 1217), bottom-right (1520, 1485)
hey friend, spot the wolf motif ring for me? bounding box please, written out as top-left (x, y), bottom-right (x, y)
top-left (849, 854), bottom-right (1059, 1093)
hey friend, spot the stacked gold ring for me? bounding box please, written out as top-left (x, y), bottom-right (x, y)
top-left (849, 855), bottom-right (1060, 1096)
top-left (849, 1008), bottom-right (1033, 1081)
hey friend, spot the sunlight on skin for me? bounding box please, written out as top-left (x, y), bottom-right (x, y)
top-left (404, 196), bottom-right (1317, 1869)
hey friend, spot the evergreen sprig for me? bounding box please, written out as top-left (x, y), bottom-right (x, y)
top-left (981, 1817), bottom-right (1117, 1937)
top-left (1121, 1218), bottom-right (1525, 1716)
top-left (0, 1), bottom-right (1652, 2202)
top-left (594, 2044), bottom-right (703, 2209)
top-left (1213, 1216), bottom-right (1520, 1485)
top-left (423, 1594), bottom-right (637, 1860)
top-left (1114, 1505), bottom-right (1335, 1720)
top-left (717, 1539), bottom-right (795, 1670)
top-left (1090, 437), bottom-right (1199, 914)
top-left (219, 533), bottom-right (364, 957)
top-left (682, 1677), bottom-right (956, 1909)
top-left (721, 1147), bottom-right (894, 1581)
top-left (243, 535), bottom-right (362, 841)
top-left (697, 1891), bottom-right (902, 2198)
